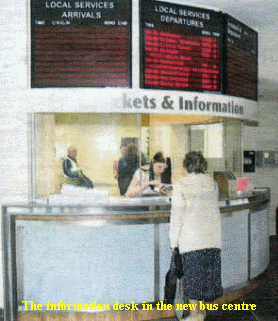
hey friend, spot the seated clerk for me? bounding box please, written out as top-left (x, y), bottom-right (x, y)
top-left (125, 151), bottom-right (170, 197)
top-left (62, 146), bottom-right (94, 189)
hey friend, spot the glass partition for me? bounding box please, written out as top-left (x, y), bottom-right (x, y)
top-left (33, 113), bottom-right (242, 199)
top-left (35, 113), bottom-right (141, 197)
top-left (223, 119), bottom-right (243, 177)
top-left (189, 119), bottom-right (243, 177)
top-left (190, 123), bottom-right (225, 175)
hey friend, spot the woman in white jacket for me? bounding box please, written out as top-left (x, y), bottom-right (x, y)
top-left (169, 151), bottom-right (223, 321)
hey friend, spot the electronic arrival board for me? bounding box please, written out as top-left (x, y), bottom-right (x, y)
top-left (140, 0), bottom-right (222, 92)
top-left (31, 0), bottom-right (131, 88)
top-left (223, 14), bottom-right (258, 101)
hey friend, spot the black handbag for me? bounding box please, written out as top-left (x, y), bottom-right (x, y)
top-left (174, 247), bottom-right (184, 279)
top-left (164, 247), bottom-right (184, 304)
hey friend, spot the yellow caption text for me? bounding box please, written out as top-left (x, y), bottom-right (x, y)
top-left (22, 301), bottom-right (257, 311)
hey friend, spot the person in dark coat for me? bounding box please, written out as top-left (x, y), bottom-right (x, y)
top-left (117, 144), bottom-right (139, 195)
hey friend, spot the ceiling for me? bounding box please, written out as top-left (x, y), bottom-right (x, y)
top-left (187, 0), bottom-right (277, 29)
top-left (179, 0), bottom-right (278, 101)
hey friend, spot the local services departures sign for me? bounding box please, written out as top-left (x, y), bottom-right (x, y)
top-left (31, 0), bottom-right (132, 87)
top-left (140, 0), bottom-right (222, 93)
top-left (140, 0), bottom-right (258, 101)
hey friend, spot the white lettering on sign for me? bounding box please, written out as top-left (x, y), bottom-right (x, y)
top-left (178, 9), bottom-right (210, 20)
top-left (160, 16), bottom-right (204, 27)
top-left (45, 1), bottom-right (115, 10)
top-left (46, 1), bottom-right (72, 8)
top-left (228, 22), bottom-right (242, 33)
top-left (74, 2), bottom-right (114, 9)
top-left (227, 28), bottom-right (241, 39)
top-left (154, 5), bottom-right (178, 15)
top-left (61, 11), bottom-right (101, 18)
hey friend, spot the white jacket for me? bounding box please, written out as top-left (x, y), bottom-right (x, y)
top-left (169, 173), bottom-right (222, 254)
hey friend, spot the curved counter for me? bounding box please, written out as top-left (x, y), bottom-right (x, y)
top-left (2, 188), bottom-right (270, 321)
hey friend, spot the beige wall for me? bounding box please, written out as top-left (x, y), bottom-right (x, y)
top-left (35, 114), bottom-right (56, 197)
top-left (170, 125), bottom-right (189, 183)
top-left (54, 113), bottom-right (139, 194)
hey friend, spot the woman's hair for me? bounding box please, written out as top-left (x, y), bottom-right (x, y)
top-left (152, 151), bottom-right (166, 164)
top-left (149, 151), bottom-right (166, 181)
top-left (183, 151), bottom-right (207, 174)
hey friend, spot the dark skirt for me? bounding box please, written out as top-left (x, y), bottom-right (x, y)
top-left (181, 248), bottom-right (223, 301)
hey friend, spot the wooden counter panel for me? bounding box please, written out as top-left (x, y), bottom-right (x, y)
top-left (14, 212), bottom-right (170, 221)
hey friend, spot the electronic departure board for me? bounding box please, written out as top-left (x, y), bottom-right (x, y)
top-left (223, 14), bottom-right (258, 101)
top-left (140, 0), bottom-right (222, 92)
top-left (31, 0), bottom-right (131, 88)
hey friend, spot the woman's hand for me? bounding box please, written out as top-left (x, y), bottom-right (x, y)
top-left (149, 180), bottom-right (161, 188)
top-left (126, 177), bottom-right (153, 197)
top-left (159, 185), bottom-right (167, 194)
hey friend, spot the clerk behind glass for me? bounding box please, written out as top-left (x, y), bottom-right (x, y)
top-left (125, 151), bottom-right (170, 197)
top-left (62, 146), bottom-right (94, 188)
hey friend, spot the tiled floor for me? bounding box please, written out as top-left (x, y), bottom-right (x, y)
top-left (158, 236), bottom-right (278, 321)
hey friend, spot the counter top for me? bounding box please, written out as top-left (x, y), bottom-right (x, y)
top-left (3, 187), bottom-right (270, 217)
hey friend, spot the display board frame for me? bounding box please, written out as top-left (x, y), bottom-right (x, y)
top-left (31, 0), bottom-right (132, 88)
top-left (30, 0), bottom-right (258, 102)
top-left (222, 14), bottom-right (258, 101)
top-left (139, 0), bottom-right (224, 93)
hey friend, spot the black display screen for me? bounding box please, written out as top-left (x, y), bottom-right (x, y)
top-left (140, 0), bottom-right (222, 92)
top-left (223, 14), bottom-right (258, 100)
top-left (31, 0), bottom-right (131, 88)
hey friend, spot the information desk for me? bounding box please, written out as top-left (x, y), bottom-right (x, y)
top-left (2, 188), bottom-right (270, 321)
